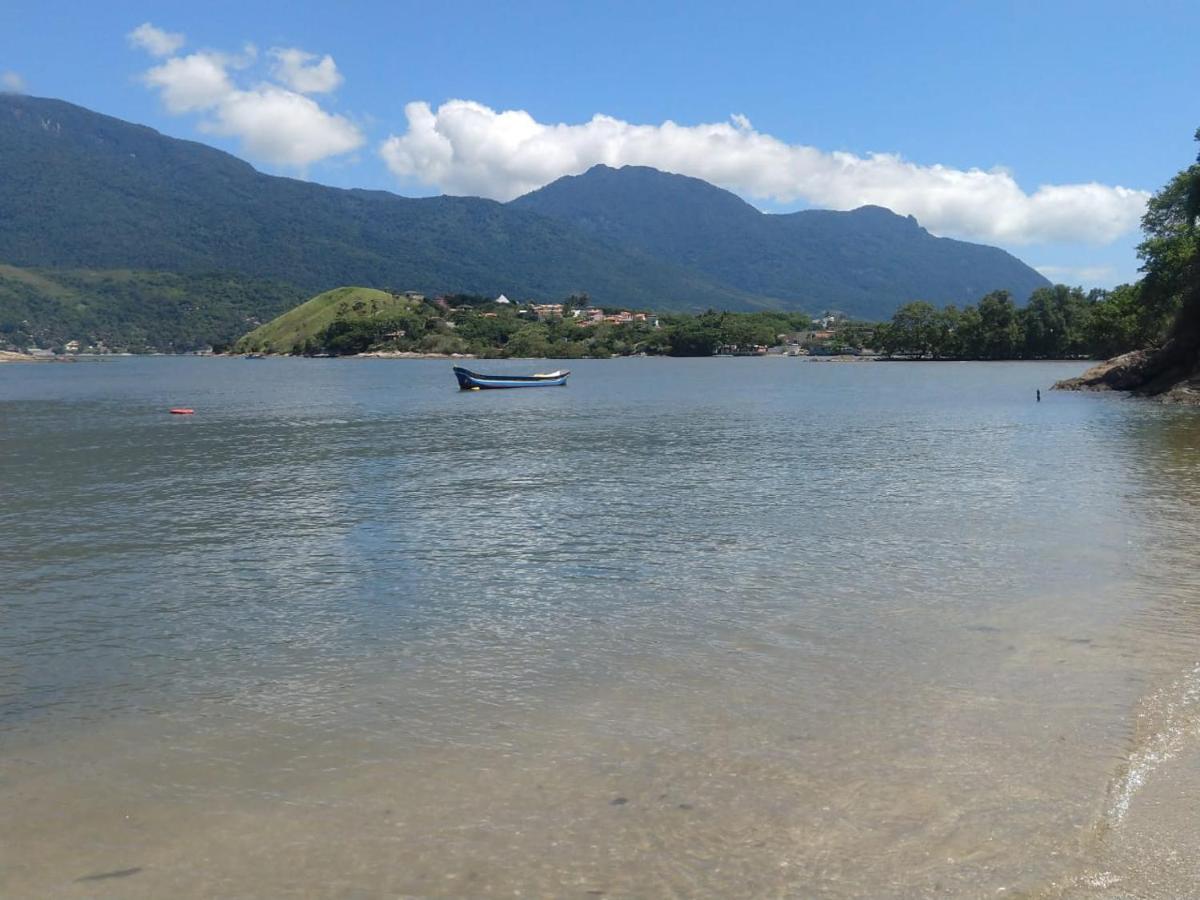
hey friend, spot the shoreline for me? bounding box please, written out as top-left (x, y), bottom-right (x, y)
top-left (1054, 349), bottom-right (1200, 406)
top-left (4, 349), bottom-right (1098, 365)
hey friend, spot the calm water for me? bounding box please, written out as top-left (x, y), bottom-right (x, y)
top-left (2, 357), bottom-right (1199, 898)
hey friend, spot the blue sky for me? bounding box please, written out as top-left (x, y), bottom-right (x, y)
top-left (4, 0), bottom-right (1198, 287)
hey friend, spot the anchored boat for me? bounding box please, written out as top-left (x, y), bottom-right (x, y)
top-left (453, 366), bottom-right (570, 390)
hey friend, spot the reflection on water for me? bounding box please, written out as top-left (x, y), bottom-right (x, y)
top-left (1, 358), bottom-right (1199, 897)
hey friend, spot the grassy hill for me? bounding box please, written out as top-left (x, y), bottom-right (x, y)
top-left (234, 287), bottom-right (413, 354)
top-left (0, 263), bottom-right (302, 351)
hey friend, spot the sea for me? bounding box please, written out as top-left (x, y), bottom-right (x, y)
top-left (2, 356), bottom-right (1199, 898)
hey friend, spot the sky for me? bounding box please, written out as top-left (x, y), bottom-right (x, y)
top-left (3, 0), bottom-right (1198, 288)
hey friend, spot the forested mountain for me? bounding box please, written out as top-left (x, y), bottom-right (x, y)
top-left (0, 95), bottom-right (759, 315)
top-left (0, 264), bottom-right (302, 351)
top-left (511, 165), bottom-right (1050, 318)
top-left (1, 94), bottom-right (1050, 348)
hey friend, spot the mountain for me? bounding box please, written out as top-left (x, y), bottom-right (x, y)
top-left (0, 263), bottom-right (302, 351)
top-left (511, 165), bottom-right (1051, 318)
top-left (0, 95), bottom-right (760, 317)
top-left (0, 95), bottom-right (1051, 349)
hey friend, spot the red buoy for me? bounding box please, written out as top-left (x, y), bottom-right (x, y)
top-left (169, 408), bottom-right (195, 415)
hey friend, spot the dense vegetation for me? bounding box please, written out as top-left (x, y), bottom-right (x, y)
top-left (873, 285), bottom-right (1152, 360)
top-left (1055, 128), bottom-right (1200, 397)
top-left (239, 278), bottom-right (1172, 362)
top-left (0, 95), bottom-right (770, 314)
top-left (236, 290), bottom-right (822, 358)
top-left (1, 94), bottom-right (1050, 340)
top-left (234, 287), bottom-right (413, 354)
top-left (1135, 130), bottom-right (1200, 361)
top-left (0, 264), bottom-right (301, 352)
top-left (513, 164), bottom-right (1050, 319)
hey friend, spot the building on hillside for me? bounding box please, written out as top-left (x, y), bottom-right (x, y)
top-left (64, 340), bottom-right (81, 353)
top-left (402, 291), bottom-right (425, 302)
top-left (494, 294), bottom-right (512, 305)
top-left (531, 303), bottom-right (564, 319)
top-left (716, 344), bottom-right (768, 356)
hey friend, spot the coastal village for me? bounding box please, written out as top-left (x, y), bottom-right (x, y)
top-left (2, 289), bottom-right (875, 359)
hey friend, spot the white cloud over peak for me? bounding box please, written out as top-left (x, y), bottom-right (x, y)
top-left (380, 100), bottom-right (1149, 246)
top-left (134, 34), bottom-right (362, 169)
top-left (143, 53), bottom-right (234, 113)
top-left (270, 48), bottom-right (343, 94)
top-left (202, 86), bottom-right (362, 166)
top-left (1, 71), bottom-right (25, 93)
top-left (128, 22), bottom-right (185, 57)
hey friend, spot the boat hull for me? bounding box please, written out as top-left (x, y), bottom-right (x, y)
top-left (453, 366), bottom-right (569, 390)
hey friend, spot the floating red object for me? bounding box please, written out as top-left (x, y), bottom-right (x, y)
top-left (169, 408), bottom-right (195, 415)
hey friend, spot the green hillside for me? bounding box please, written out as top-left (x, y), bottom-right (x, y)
top-left (234, 287), bottom-right (413, 354)
top-left (0, 264), bottom-right (301, 351)
top-left (511, 165), bottom-right (1051, 320)
top-left (0, 94), bottom-right (1057, 340)
top-left (0, 95), bottom-right (764, 314)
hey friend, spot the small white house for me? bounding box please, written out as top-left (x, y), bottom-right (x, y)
top-left (494, 294), bottom-right (511, 305)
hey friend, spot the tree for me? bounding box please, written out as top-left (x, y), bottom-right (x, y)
top-left (1138, 128), bottom-right (1200, 352)
top-left (1021, 285), bottom-right (1090, 358)
top-left (505, 323), bottom-right (552, 358)
top-left (666, 317), bottom-right (720, 356)
top-left (975, 291), bottom-right (1022, 359)
top-left (1083, 285), bottom-right (1143, 359)
top-left (883, 301), bottom-right (939, 357)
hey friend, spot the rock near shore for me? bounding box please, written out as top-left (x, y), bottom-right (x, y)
top-left (1054, 342), bottom-right (1200, 405)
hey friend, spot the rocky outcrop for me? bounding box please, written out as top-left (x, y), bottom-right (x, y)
top-left (1055, 340), bottom-right (1200, 405)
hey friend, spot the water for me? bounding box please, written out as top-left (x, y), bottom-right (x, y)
top-left (2, 357), bottom-right (1199, 897)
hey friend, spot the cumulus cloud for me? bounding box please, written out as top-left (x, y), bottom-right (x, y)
top-left (143, 53), bottom-right (234, 113)
top-left (128, 22), bottom-right (185, 57)
top-left (380, 100), bottom-right (1148, 246)
top-left (1, 71), bottom-right (25, 93)
top-left (201, 86), bottom-right (362, 166)
top-left (270, 48), bottom-right (342, 94)
top-left (135, 34), bottom-right (362, 168)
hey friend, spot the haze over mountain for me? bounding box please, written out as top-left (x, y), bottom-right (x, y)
top-left (0, 94), bottom-right (1048, 348)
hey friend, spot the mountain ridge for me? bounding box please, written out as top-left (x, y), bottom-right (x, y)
top-left (511, 164), bottom-right (1050, 317)
top-left (1, 95), bottom-right (1051, 348)
top-left (0, 94), bottom-right (764, 312)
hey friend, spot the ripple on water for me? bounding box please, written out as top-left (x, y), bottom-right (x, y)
top-left (2, 358), bottom-right (1200, 897)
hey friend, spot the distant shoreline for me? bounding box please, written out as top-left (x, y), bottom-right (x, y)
top-left (3, 350), bottom-right (1097, 364)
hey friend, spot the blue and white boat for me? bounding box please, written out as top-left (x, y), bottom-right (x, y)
top-left (453, 366), bottom-right (570, 390)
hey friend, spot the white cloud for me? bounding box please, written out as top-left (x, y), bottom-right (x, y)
top-left (380, 100), bottom-right (1149, 246)
top-left (128, 22), bottom-right (185, 57)
top-left (143, 53), bottom-right (234, 113)
top-left (270, 48), bottom-right (342, 94)
top-left (136, 38), bottom-right (362, 169)
top-left (1, 71), bottom-right (25, 93)
top-left (202, 86), bottom-right (363, 167)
